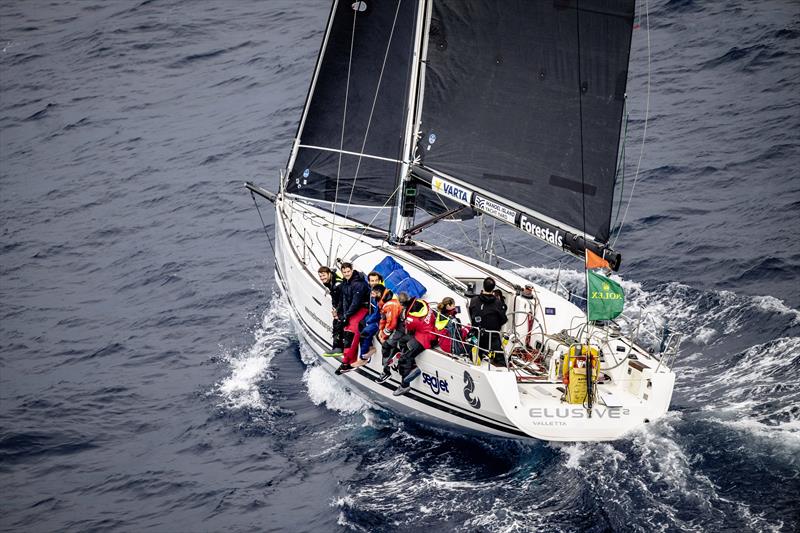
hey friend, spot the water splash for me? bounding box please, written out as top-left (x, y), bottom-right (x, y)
top-left (302, 364), bottom-right (370, 415)
top-left (216, 294), bottom-right (293, 409)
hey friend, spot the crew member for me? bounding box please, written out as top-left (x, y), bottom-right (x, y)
top-left (376, 289), bottom-right (403, 383)
top-left (434, 297), bottom-right (469, 356)
top-left (335, 262), bottom-right (370, 375)
top-left (352, 284), bottom-right (386, 367)
top-left (318, 266), bottom-right (344, 357)
top-left (392, 293), bottom-right (437, 396)
top-left (367, 271), bottom-right (384, 287)
top-left (469, 277), bottom-right (508, 367)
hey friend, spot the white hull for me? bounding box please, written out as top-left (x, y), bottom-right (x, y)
top-left (273, 196), bottom-right (676, 441)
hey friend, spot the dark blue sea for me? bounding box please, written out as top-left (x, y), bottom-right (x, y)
top-left (1, 0), bottom-right (799, 531)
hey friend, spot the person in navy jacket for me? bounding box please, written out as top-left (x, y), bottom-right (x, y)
top-left (335, 262), bottom-right (370, 375)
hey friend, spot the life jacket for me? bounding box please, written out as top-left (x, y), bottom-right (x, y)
top-left (434, 310), bottom-right (450, 331)
top-left (434, 309), bottom-right (469, 355)
top-left (404, 300), bottom-right (437, 349)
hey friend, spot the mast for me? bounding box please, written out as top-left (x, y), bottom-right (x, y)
top-left (390, 0), bottom-right (429, 243)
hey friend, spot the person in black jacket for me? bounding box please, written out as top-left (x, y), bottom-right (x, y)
top-left (468, 277), bottom-right (508, 367)
top-left (318, 266), bottom-right (344, 357)
top-left (336, 262), bottom-right (370, 374)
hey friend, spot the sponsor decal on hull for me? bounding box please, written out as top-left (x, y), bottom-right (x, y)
top-left (463, 371), bottom-right (481, 409)
top-left (422, 371), bottom-right (449, 395)
top-left (304, 306), bottom-right (332, 333)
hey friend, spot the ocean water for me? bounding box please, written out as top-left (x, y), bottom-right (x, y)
top-left (1, 0), bottom-right (799, 532)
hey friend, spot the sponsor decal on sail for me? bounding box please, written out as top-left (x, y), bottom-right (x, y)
top-left (474, 195), bottom-right (517, 224)
top-left (518, 215), bottom-right (563, 247)
top-left (431, 176), bottom-right (472, 206)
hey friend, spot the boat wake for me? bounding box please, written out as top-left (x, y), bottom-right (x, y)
top-left (216, 289), bottom-right (371, 416)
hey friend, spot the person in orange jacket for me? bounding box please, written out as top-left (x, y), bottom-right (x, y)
top-left (375, 289), bottom-right (403, 380)
top-left (378, 290), bottom-right (402, 343)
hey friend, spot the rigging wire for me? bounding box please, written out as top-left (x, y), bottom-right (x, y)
top-left (328, 5), bottom-right (359, 263)
top-left (339, 182), bottom-right (402, 260)
top-left (250, 191), bottom-right (276, 257)
top-left (611, 0), bottom-right (651, 248)
top-left (430, 189), bottom-right (485, 258)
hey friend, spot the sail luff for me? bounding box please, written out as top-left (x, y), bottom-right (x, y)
top-left (285, 0), bottom-right (339, 180)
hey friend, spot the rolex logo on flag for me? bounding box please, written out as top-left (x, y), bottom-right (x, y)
top-left (587, 270), bottom-right (624, 321)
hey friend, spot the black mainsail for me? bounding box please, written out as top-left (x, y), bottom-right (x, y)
top-left (410, 0), bottom-right (634, 266)
top-left (286, 0), bottom-right (418, 207)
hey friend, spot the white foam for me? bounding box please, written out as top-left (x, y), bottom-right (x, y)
top-left (692, 326), bottom-right (717, 345)
top-left (303, 365), bottom-right (370, 414)
top-left (752, 295), bottom-right (800, 325)
top-left (713, 417), bottom-right (800, 448)
top-left (217, 295), bottom-right (293, 409)
top-left (557, 443), bottom-right (587, 470)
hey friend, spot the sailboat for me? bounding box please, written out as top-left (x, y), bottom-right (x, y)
top-left (246, 0), bottom-right (680, 441)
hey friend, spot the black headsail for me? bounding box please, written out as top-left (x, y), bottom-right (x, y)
top-left (411, 0), bottom-right (635, 268)
top-left (286, 0), bottom-right (418, 207)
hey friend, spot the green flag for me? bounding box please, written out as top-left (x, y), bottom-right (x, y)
top-left (587, 270), bottom-right (625, 321)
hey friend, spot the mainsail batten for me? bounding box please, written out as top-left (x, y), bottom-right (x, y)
top-left (297, 144), bottom-right (404, 165)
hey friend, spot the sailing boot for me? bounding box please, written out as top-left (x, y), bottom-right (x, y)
top-left (334, 363), bottom-right (353, 375)
top-left (377, 366), bottom-right (391, 383)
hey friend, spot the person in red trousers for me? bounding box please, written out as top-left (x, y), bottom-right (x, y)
top-left (335, 262), bottom-right (370, 375)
